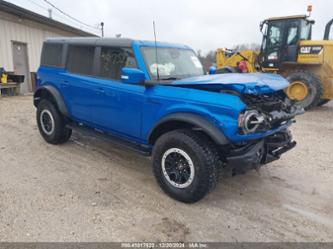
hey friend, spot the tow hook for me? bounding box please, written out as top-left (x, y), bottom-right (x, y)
top-left (271, 141), bottom-right (297, 157)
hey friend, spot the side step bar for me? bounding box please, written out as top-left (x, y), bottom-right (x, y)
top-left (67, 123), bottom-right (152, 156)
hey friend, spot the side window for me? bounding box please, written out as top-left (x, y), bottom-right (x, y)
top-left (300, 22), bottom-right (311, 40)
top-left (98, 47), bottom-right (137, 80)
top-left (41, 44), bottom-right (63, 67)
top-left (67, 45), bottom-right (95, 75)
top-left (287, 25), bottom-right (299, 45)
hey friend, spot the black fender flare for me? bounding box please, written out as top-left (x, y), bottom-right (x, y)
top-left (33, 85), bottom-right (69, 117)
top-left (148, 113), bottom-right (229, 145)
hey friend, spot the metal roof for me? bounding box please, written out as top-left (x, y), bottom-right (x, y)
top-left (0, 0), bottom-right (96, 37)
top-left (265, 15), bottom-right (308, 21)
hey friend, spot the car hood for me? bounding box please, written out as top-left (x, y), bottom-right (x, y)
top-left (171, 73), bottom-right (289, 94)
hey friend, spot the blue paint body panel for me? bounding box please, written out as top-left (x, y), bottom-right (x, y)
top-left (171, 73), bottom-right (289, 94)
top-left (36, 39), bottom-right (292, 148)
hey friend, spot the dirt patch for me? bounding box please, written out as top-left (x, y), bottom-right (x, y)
top-left (154, 217), bottom-right (190, 241)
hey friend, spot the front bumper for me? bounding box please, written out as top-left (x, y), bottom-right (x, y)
top-left (226, 129), bottom-right (296, 175)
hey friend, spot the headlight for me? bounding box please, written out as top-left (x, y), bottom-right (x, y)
top-left (238, 110), bottom-right (266, 134)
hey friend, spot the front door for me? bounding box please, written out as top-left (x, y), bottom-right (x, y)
top-left (91, 79), bottom-right (145, 140)
top-left (91, 46), bottom-right (144, 140)
top-left (261, 21), bottom-right (284, 69)
top-left (282, 20), bottom-right (300, 62)
top-left (12, 42), bottom-right (31, 94)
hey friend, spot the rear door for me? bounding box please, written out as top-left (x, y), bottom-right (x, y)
top-left (64, 45), bottom-right (98, 123)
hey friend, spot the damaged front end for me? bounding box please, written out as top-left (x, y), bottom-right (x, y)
top-left (226, 129), bottom-right (296, 175)
top-left (172, 73), bottom-right (303, 175)
top-left (224, 91), bottom-right (303, 175)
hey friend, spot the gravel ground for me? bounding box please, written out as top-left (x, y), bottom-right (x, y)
top-left (0, 95), bottom-right (332, 242)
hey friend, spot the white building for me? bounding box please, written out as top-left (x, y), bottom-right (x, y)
top-left (0, 1), bottom-right (95, 93)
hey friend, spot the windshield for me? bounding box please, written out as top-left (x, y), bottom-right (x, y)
top-left (266, 22), bottom-right (283, 48)
top-left (141, 47), bottom-right (204, 80)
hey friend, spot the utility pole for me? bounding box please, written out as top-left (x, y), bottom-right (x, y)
top-left (100, 22), bottom-right (104, 37)
top-left (48, 8), bottom-right (52, 19)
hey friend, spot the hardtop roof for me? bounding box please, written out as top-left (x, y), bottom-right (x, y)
top-left (44, 37), bottom-right (192, 49)
top-left (45, 37), bottom-right (133, 47)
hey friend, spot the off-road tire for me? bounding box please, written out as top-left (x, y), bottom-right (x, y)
top-left (286, 70), bottom-right (323, 110)
top-left (152, 129), bottom-right (220, 203)
top-left (317, 99), bottom-right (330, 107)
top-left (37, 99), bottom-right (72, 144)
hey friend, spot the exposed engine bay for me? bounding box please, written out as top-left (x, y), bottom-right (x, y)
top-left (171, 73), bottom-right (303, 133)
top-left (173, 82), bottom-right (304, 134)
top-left (233, 90), bottom-right (304, 134)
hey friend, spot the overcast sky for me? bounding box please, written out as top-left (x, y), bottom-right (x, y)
top-left (8, 0), bottom-right (333, 53)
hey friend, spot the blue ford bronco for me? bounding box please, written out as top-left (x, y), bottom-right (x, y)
top-left (34, 37), bottom-right (303, 203)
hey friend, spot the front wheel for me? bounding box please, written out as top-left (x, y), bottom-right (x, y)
top-left (37, 99), bottom-right (72, 144)
top-left (152, 129), bottom-right (220, 203)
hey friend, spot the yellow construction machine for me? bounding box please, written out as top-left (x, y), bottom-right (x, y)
top-left (216, 6), bottom-right (333, 109)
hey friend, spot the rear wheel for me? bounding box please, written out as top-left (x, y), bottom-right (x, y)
top-left (37, 99), bottom-right (72, 144)
top-left (152, 129), bottom-right (220, 203)
top-left (286, 70), bottom-right (323, 110)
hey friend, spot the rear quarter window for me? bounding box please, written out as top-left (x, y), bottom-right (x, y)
top-left (41, 43), bottom-right (63, 67)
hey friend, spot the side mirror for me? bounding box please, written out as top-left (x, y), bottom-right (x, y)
top-left (121, 68), bottom-right (146, 84)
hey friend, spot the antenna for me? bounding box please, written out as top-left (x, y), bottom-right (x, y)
top-left (48, 8), bottom-right (52, 19)
top-left (153, 21), bottom-right (160, 81)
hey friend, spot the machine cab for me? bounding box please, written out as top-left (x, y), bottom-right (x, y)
top-left (259, 15), bottom-right (314, 70)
